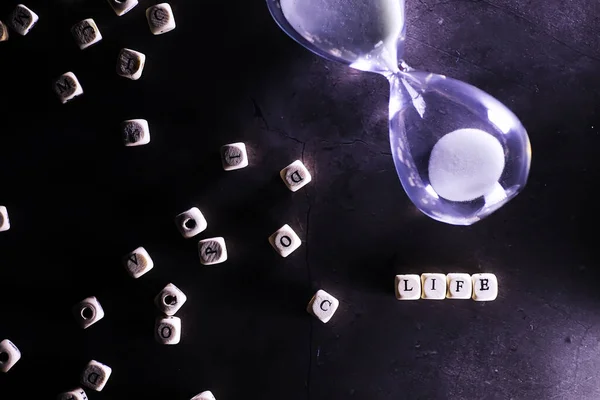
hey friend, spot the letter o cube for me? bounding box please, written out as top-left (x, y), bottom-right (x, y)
top-left (269, 224), bottom-right (301, 257)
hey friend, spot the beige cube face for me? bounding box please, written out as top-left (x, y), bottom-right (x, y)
top-left (175, 207), bottom-right (207, 238)
top-left (123, 247), bottom-right (154, 278)
top-left (191, 391), bottom-right (217, 400)
top-left (0, 339), bottom-right (21, 373)
top-left (146, 3), bottom-right (176, 35)
top-left (198, 237), bottom-right (228, 265)
top-left (446, 273), bottom-right (472, 299)
top-left (221, 142), bottom-right (249, 171)
top-left (0, 206), bottom-right (10, 232)
top-left (307, 290), bottom-right (339, 323)
top-left (54, 72), bottom-right (84, 104)
top-left (107, 0), bottom-right (138, 16)
top-left (472, 273), bottom-right (498, 301)
top-left (73, 296), bottom-right (105, 329)
top-left (268, 224), bottom-right (301, 257)
top-left (395, 274), bottom-right (421, 300)
top-left (155, 283), bottom-right (187, 316)
top-left (57, 388), bottom-right (88, 400)
top-left (81, 360), bottom-right (112, 392)
top-left (280, 160), bottom-right (311, 192)
top-left (421, 273), bottom-right (446, 300)
top-left (155, 316), bottom-right (181, 345)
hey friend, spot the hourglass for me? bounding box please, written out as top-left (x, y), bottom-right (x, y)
top-left (266, 0), bottom-right (531, 225)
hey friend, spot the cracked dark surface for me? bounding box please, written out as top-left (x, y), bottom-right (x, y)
top-left (1, 0), bottom-right (600, 399)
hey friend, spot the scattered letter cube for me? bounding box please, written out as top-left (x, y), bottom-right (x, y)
top-left (155, 283), bottom-right (187, 316)
top-left (198, 237), bottom-right (227, 265)
top-left (81, 360), bottom-right (112, 392)
top-left (421, 273), bottom-right (446, 300)
top-left (0, 21), bottom-right (9, 42)
top-left (155, 316), bottom-right (181, 345)
top-left (123, 246), bottom-right (154, 278)
top-left (54, 72), bottom-right (83, 104)
top-left (9, 4), bottom-right (38, 36)
top-left (446, 273), bottom-right (472, 299)
top-left (0, 206), bottom-right (10, 232)
top-left (307, 289), bottom-right (339, 323)
top-left (472, 273), bottom-right (498, 301)
top-left (221, 142), bottom-right (248, 171)
top-left (175, 207), bottom-right (207, 238)
top-left (122, 119), bottom-right (150, 146)
top-left (116, 48), bottom-right (146, 80)
top-left (57, 388), bottom-right (88, 400)
top-left (72, 19), bottom-right (102, 50)
top-left (394, 274), bottom-right (421, 300)
top-left (107, 0), bottom-right (138, 16)
top-left (146, 3), bottom-right (176, 35)
top-left (0, 339), bottom-right (21, 373)
top-left (268, 224), bottom-right (301, 257)
top-left (280, 160), bottom-right (311, 192)
top-left (73, 296), bottom-right (105, 329)
top-left (192, 391), bottom-right (217, 400)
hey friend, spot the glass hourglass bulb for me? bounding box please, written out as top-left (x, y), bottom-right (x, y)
top-left (266, 0), bottom-right (531, 225)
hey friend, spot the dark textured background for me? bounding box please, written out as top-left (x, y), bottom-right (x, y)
top-left (1, 1), bottom-right (599, 399)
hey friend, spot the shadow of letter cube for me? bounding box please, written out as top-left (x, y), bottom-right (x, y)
top-left (123, 246), bottom-right (154, 278)
top-left (81, 360), bottom-right (112, 392)
top-left (472, 273), bottom-right (498, 301)
top-left (0, 339), bottom-right (21, 373)
top-left (280, 160), bottom-right (311, 192)
top-left (107, 0), bottom-right (138, 16)
top-left (57, 388), bottom-right (88, 400)
top-left (268, 224), bottom-right (301, 257)
top-left (116, 48), bottom-right (145, 80)
top-left (155, 316), bottom-right (181, 345)
top-left (0, 206), bottom-right (10, 232)
top-left (155, 283), bottom-right (187, 316)
top-left (9, 4), bottom-right (38, 36)
top-left (198, 237), bottom-right (227, 265)
top-left (122, 119), bottom-right (150, 146)
top-left (307, 290), bottom-right (339, 323)
top-left (191, 391), bottom-right (216, 400)
top-left (73, 296), bottom-right (104, 329)
top-left (421, 273), bottom-right (446, 300)
top-left (54, 72), bottom-right (83, 104)
top-left (146, 3), bottom-right (176, 35)
top-left (175, 207), bottom-right (207, 238)
top-left (395, 274), bottom-right (421, 300)
top-left (72, 19), bottom-right (102, 50)
top-left (446, 273), bottom-right (472, 299)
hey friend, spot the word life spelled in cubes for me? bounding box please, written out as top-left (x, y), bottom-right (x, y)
top-left (198, 237), bottom-right (227, 265)
top-left (192, 391), bottom-right (217, 400)
top-left (54, 72), bottom-right (83, 104)
top-left (81, 360), bottom-right (112, 392)
top-left (72, 19), bottom-right (102, 50)
top-left (155, 316), bottom-right (181, 345)
top-left (221, 142), bottom-right (248, 171)
top-left (146, 3), bottom-right (176, 35)
top-left (0, 206), bottom-right (10, 232)
top-left (57, 388), bottom-right (88, 400)
top-left (9, 4), bottom-right (38, 36)
top-left (395, 273), bottom-right (498, 301)
top-left (123, 247), bottom-right (154, 278)
top-left (0, 20), bottom-right (9, 42)
top-left (175, 207), bottom-right (207, 238)
top-left (107, 0), bottom-right (138, 16)
top-left (269, 224), bottom-right (301, 257)
top-left (155, 283), bottom-right (187, 316)
top-left (73, 296), bottom-right (105, 329)
top-left (116, 48), bottom-right (146, 80)
top-left (122, 119), bottom-right (150, 146)
top-left (281, 160), bottom-right (311, 192)
top-left (307, 290), bottom-right (339, 323)
top-left (0, 339), bottom-right (21, 373)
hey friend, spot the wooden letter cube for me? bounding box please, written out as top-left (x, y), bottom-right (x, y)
top-left (268, 224), bottom-right (301, 257)
top-left (394, 274), bottom-right (421, 300)
top-left (0, 21), bottom-right (9, 42)
top-left (54, 72), bottom-right (83, 104)
top-left (280, 160), bottom-right (311, 192)
top-left (198, 237), bottom-right (227, 265)
top-left (116, 48), bottom-right (146, 80)
top-left (81, 360), bottom-right (112, 392)
top-left (175, 207), bottom-right (207, 238)
top-left (0, 206), bottom-right (10, 232)
top-left (57, 388), bottom-right (88, 400)
top-left (72, 19), bottom-right (102, 50)
top-left (73, 296), bottom-right (105, 329)
top-left (221, 142), bottom-right (248, 171)
top-left (122, 119), bottom-right (150, 146)
top-left (9, 4), bottom-right (38, 36)
top-left (446, 273), bottom-right (472, 299)
top-left (472, 273), bottom-right (498, 301)
top-left (155, 316), bottom-right (181, 345)
top-left (191, 391), bottom-right (216, 400)
top-left (107, 0), bottom-right (138, 16)
top-left (146, 3), bottom-right (176, 35)
top-left (421, 273), bottom-right (446, 300)
top-left (123, 246), bottom-right (154, 278)
top-left (0, 339), bottom-right (21, 373)
top-left (155, 283), bottom-right (187, 316)
top-left (307, 290), bottom-right (339, 323)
